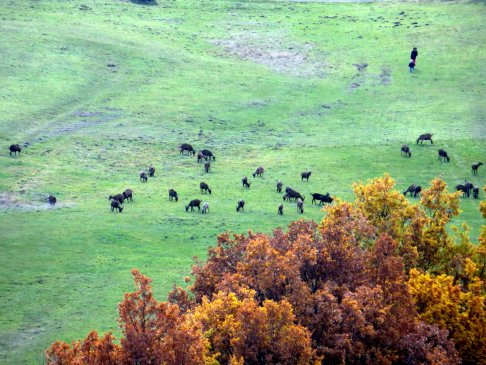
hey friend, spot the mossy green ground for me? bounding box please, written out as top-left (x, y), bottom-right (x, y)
top-left (0, 0), bottom-right (485, 363)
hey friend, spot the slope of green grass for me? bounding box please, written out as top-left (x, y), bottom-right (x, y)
top-left (0, 0), bottom-right (485, 363)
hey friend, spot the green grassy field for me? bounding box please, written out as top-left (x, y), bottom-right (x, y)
top-left (0, 0), bottom-right (485, 363)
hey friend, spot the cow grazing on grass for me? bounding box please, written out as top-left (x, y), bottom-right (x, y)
top-left (201, 202), bottom-right (209, 214)
top-left (456, 184), bottom-right (470, 198)
top-left (284, 187), bottom-right (305, 202)
top-left (109, 194), bottom-right (124, 204)
top-left (200, 182), bottom-right (211, 194)
top-left (416, 133), bottom-right (433, 144)
top-left (473, 186), bottom-right (479, 199)
top-left (464, 181), bottom-right (474, 194)
top-left (197, 152), bottom-right (205, 163)
top-left (401, 145), bottom-right (411, 157)
top-left (236, 199), bottom-right (245, 212)
top-left (242, 177), bottom-right (251, 189)
top-left (48, 195), bottom-right (57, 206)
top-left (140, 171), bottom-right (148, 182)
top-left (180, 143), bottom-right (196, 155)
top-left (301, 171), bottom-right (312, 181)
top-left (9, 144), bottom-right (21, 156)
top-left (148, 166), bottom-right (155, 177)
top-left (111, 200), bottom-right (123, 213)
top-left (278, 204), bottom-right (283, 215)
top-left (403, 184), bottom-right (422, 198)
top-left (201, 149), bottom-right (215, 161)
top-left (311, 193), bottom-right (333, 205)
top-left (204, 161), bottom-right (211, 173)
top-left (438, 149), bottom-right (450, 162)
top-left (186, 199), bottom-right (202, 212)
top-left (276, 180), bottom-right (283, 193)
top-left (296, 198), bottom-right (304, 214)
top-left (168, 189), bottom-right (179, 202)
top-left (472, 162), bottom-right (483, 175)
top-left (253, 166), bottom-right (265, 178)
top-left (123, 189), bottom-right (133, 202)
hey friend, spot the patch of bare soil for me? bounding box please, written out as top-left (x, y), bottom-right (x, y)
top-left (0, 192), bottom-right (72, 211)
top-left (211, 33), bottom-right (328, 77)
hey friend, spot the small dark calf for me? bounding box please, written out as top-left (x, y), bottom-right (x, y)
top-left (9, 144), bottom-right (21, 156)
top-left (180, 143), bottom-right (196, 155)
top-left (417, 133), bottom-right (433, 144)
top-left (201, 149), bottom-right (215, 161)
top-left (111, 199), bottom-right (123, 213)
top-left (204, 161), bottom-right (211, 173)
top-left (123, 189), bottom-right (133, 202)
top-left (236, 199), bottom-right (245, 212)
top-left (438, 149), bottom-right (450, 162)
top-left (473, 186), bottom-right (479, 199)
top-left (296, 198), bottom-right (304, 214)
top-left (48, 195), bottom-right (57, 206)
top-left (301, 171), bottom-right (312, 181)
top-left (148, 166), bottom-right (155, 177)
top-left (253, 166), bottom-right (265, 178)
top-left (109, 194), bottom-right (124, 204)
top-left (242, 176), bottom-right (251, 189)
top-left (472, 162), bottom-right (483, 175)
top-left (168, 189), bottom-right (179, 202)
top-left (401, 145), bottom-right (411, 157)
top-left (276, 180), bottom-right (283, 193)
top-left (201, 202), bottom-right (209, 214)
top-left (278, 203), bottom-right (283, 215)
top-left (200, 182), bottom-right (211, 194)
top-left (403, 184), bottom-right (422, 198)
top-left (140, 171), bottom-right (148, 182)
top-left (197, 152), bottom-right (206, 163)
top-left (186, 199), bottom-right (202, 212)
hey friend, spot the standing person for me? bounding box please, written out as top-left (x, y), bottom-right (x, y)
top-left (411, 47), bottom-right (418, 64)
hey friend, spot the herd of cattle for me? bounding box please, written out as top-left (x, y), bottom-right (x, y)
top-left (7, 134), bottom-right (483, 213)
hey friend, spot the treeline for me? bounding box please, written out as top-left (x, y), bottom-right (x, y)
top-left (46, 175), bottom-right (486, 365)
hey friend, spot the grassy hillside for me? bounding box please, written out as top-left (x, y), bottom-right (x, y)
top-left (0, 0), bottom-right (485, 363)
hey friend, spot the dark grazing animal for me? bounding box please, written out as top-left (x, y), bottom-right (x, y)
top-left (278, 204), bottom-right (283, 215)
top-left (140, 171), bottom-right (148, 182)
top-left (197, 152), bottom-right (206, 163)
top-left (473, 186), bottom-right (479, 199)
top-left (311, 193), bottom-right (333, 205)
top-left (186, 199), bottom-right (202, 212)
top-left (109, 194), bottom-right (124, 204)
top-left (48, 195), bottom-right (57, 206)
top-left (456, 184), bottom-right (470, 198)
top-left (168, 189), bottom-right (179, 202)
top-left (416, 133), bottom-right (433, 144)
top-left (252, 166), bottom-right (265, 178)
top-left (401, 145), bottom-right (411, 157)
top-left (9, 144), bottom-right (21, 156)
top-left (200, 182), bottom-right (211, 194)
top-left (204, 161), bottom-right (211, 173)
top-left (236, 199), bottom-right (245, 212)
top-left (180, 143), bottom-right (196, 155)
top-left (276, 181), bottom-right (283, 193)
top-left (403, 184), bottom-right (422, 198)
top-left (242, 176), bottom-right (251, 189)
top-left (284, 187), bottom-right (305, 202)
top-left (148, 166), bottom-right (155, 177)
top-left (201, 149), bottom-right (215, 161)
top-left (296, 198), bottom-right (304, 214)
top-left (301, 171), bottom-right (312, 181)
top-left (111, 199), bottom-right (123, 213)
top-left (201, 202), bottom-right (209, 214)
top-left (472, 162), bottom-right (483, 175)
top-left (464, 181), bottom-right (474, 194)
top-left (123, 189), bottom-right (133, 202)
top-left (438, 149), bottom-right (450, 162)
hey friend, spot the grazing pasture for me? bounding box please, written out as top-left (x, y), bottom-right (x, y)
top-left (0, 0), bottom-right (485, 363)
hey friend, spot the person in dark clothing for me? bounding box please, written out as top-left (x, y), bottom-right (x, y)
top-left (411, 47), bottom-right (418, 64)
top-left (409, 60), bottom-right (415, 72)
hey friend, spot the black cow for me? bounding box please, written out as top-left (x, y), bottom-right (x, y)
top-left (180, 143), bottom-right (196, 155)
top-left (403, 184), bottom-right (422, 198)
top-left (296, 198), bottom-right (304, 214)
top-left (278, 204), bottom-right (284, 215)
top-left (242, 177), bottom-right (251, 189)
top-left (201, 149), bottom-right (215, 161)
top-left (123, 189), bottom-right (133, 202)
top-left (148, 166), bottom-right (155, 177)
top-left (9, 144), bottom-right (21, 156)
top-left (276, 180), bottom-right (283, 193)
top-left (109, 194), bottom-right (124, 204)
top-left (473, 186), bottom-right (479, 199)
top-left (311, 193), bottom-right (333, 205)
top-left (456, 184), bottom-right (470, 198)
top-left (438, 149), bottom-right (450, 162)
top-left (140, 171), bottom-right (148, 182)
top-left (301, 171), bottom-right (312, 181)
top-left (168, 189), bottom-right (179, 202)
top-left (464, 181), bottom-right (474, 194)
top-left (401, 145), bottom-right (411, 157)
top-left (111, 199), bottom-right (123, 212)
top-left (284, 187), bottom-right (305, 201)
top-left (197, 152), bottom-right (206, 163)
top-left (417, 133), bottom-right (433, 144)
top-left (48, 195), bottom-right (57, 206)
top-left (472, 162), bottom-right (483, 175)
top-left (186, 199), bottom-right (202, 212)
top-left (253, 166), bottom-right (264, 178)
top-left (200, 182), bottom-right (211, 194)
top-left (236, 199), bottom-right (245, 212)
top-left (204, 161), bottom-right (211, 173)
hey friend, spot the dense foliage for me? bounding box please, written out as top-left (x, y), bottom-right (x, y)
top-left (46, 176), bottom-right (486, 364)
